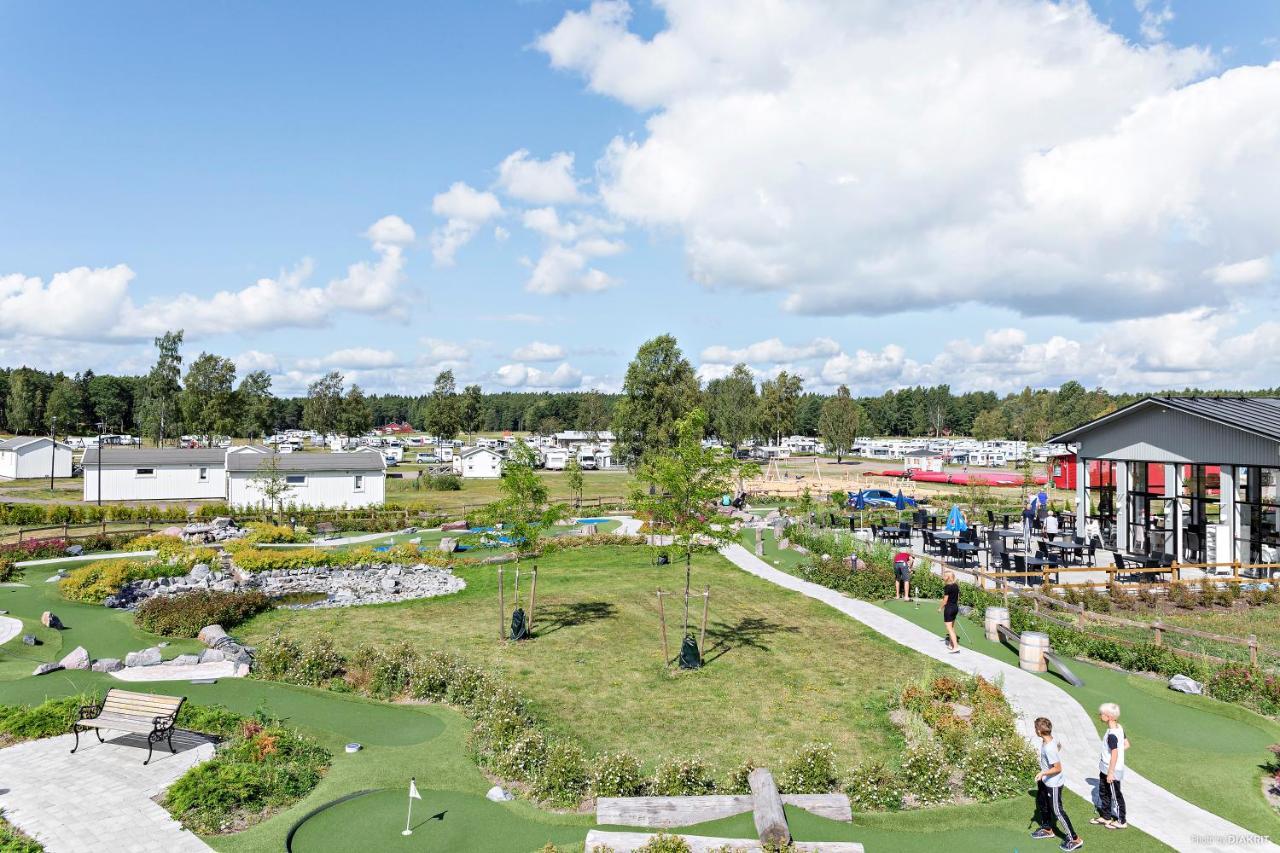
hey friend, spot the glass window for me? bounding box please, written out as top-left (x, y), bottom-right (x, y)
top-left (136, 468), bottom-right (155, 476)
top-left (354, 474), bottom-right (364, 491)
top-left (286, 475), bottom-right (306, 485)
top-left (1236, 467), bottom-right (1280, 570)
top-left (198, 467), bottom-right (208, 482)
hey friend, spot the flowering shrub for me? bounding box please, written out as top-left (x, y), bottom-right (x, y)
top-left (0, 538), bottom-right (71, 582)
top-left (650, 756), bottom-right (716, 796)
top-left (845, 760), bottom-right (903, 811)
top-left (593, 751), bottom-right (646, 797)
top-left (532, 740), bottom-right (589, 806)
top-left (899, 741), bottom-right (949, 805)
top-left (961, 735), bottom-right (1037, 801)
top-left (242, 523), bottom-right (312, 544)
top-left (124, 533), bottom-right (187, 558)
top-left (779, 742), bottom-right (840, 794)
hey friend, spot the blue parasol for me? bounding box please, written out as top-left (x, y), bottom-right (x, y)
top-left (945, 504), bottom-right (968, 532)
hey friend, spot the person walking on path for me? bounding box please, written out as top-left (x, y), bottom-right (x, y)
top-left (1092, 702), bottom-right (1129, 830)
top-left (893, 550), bottom-right (913, 600)
top-left (938, 569), bottom-right (960, 653)
top-left (1031, 717), bottom-right (1084, 850)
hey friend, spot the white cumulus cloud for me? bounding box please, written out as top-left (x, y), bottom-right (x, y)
top-left (512, 341), bottom-right (567, 361)
top-left (495, 361), bottom-right (584, 389)
top-left (496, 149), bottom-right (583, 204)
top-left (1206, 256), bottom-right (1273, 286)
top-left (701, 336), bottom-right (839, 365)
top-left (429, 182), bottom-right (503, 265)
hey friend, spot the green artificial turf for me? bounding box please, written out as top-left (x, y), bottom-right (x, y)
top-left (735, 526), bottom-right (810, 573)
top-left (0, 562), bottom-right (204, 666)
top-left (881, 598), bottom-right (1280, 840)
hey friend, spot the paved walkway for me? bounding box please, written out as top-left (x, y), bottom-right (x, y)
top-left (111, 660), bottom-right (243, 682)
top-left (0, 732), bottom-right (214, 852)
top-left (719, 543), bottom-right (1278, 853)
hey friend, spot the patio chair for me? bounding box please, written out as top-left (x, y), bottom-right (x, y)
top-left (1013, 553), bottom-right (1028, 586)
top-left (986, 509), bottom-right (996, 526)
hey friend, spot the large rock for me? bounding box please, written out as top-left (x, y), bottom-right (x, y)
top-left (486, 785), bottom-right (514, 802)
top-left (198, 649), bottom-right (226, 664)
top-left (438, 537), bottom-right (457, 553)
top-left (22, 634), bottom-right (40, 646)
top-left (171, 654), bottom-right (201, 666)
top-left (190, 564), bottom-right (211, 579)
top-left (380, 577), bottom-right (399, 593)
top-left (198, 624), bottom-right (229, 647)
top-left (59, 646), bottom-right (91, 670)
top-left (1169, 674), bottom-right (1204, 695)
top-left (92, 658), bottom-right (123, 673)
top-left (40, 611), bottom-right (63, 630)
top-left (441, 520), bottom-right (469, 531)
top-left (32, 663), bottom-right (64, 676)
top-left (124, 647), bottom-right (163, 667)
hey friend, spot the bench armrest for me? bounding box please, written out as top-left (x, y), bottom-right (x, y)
top-left (76, 703), bottom-right (102, 721)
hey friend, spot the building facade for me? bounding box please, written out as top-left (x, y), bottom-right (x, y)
top-left (0, 437), bottom-right (73, 480)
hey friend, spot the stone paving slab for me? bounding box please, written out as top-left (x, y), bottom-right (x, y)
top-left (0, 731), bottom-right (214, 852)
top-left (111, 660), bottom-right (243, 682)
top-left (720, 542), bottom-right (1280, 853)
top-left (0, 615), bottom-right (21, 646)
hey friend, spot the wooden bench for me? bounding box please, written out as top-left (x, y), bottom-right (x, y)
top-left (316, 522), bottom-right (338, 540)
top-left (70, 689), bottom-right (185, 765)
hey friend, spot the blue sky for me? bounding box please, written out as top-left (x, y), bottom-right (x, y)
top-left (2, 1), bottom-right (1279, 397)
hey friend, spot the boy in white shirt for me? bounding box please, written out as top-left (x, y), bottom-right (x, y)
top-left (1031, 716), bottom-right (1083, 850)
top-left (1092, 702), bottom-right (1129, 829)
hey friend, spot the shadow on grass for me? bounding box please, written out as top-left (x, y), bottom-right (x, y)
top-left (701, 616), bottom-right (800, 664)
top-left (536, 601), bottom-right (619, 635)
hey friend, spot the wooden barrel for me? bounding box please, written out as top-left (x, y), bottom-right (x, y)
top-left (984, 606), bottom-right (1010, 642)
top-left (1019, 631), bottom-right (1049, 673)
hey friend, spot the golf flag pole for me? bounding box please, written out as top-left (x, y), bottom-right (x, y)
top-left (403, 777), bottom-right (421, 836)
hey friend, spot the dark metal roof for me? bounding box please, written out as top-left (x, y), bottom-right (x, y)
top-left (82, 447), bottom-right (227, 466)
top-left (225, 450), bottom-right (385, 473)
top-left (1051, 396), bottom-right (1280, 444)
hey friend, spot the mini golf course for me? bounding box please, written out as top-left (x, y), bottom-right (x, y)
top-left (882, 597), bottom-right (1280, 841)
top-left (0, 549), bottom-right (1208, 853)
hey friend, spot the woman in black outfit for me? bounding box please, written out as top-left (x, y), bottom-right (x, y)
top-left (938, 569), bottom-right (960, 653)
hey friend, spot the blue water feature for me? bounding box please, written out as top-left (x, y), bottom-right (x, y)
top-left (574, 518), bottom-right (610, 524)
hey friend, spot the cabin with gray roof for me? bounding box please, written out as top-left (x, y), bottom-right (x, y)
top-left (0, 437), bottom-right (73, 480)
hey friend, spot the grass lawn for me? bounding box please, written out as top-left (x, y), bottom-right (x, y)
top-left (239, 546), bottom-right (924, 774)
top-left (384, 470), bottom-right (634, 514)
top-left (882, 598), bottom-right (1280, 840)
top-left (0, 560), bottom-right (204, 678)
top-left (1106, 601), bottom-right (1280, 665)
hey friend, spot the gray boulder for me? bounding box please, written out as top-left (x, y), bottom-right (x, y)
top-left (92, 658), bottom-right (123, 673)
top-left (124, 647), bottom-right (162, 667)
top-left (171, 654), bottom-right (201, 666)
top-left (190, 564), bottom-right (211, 579)
top-left (198, 624), bottom-right (228, 647)
top-left (380, 577), bottom-right (399, 593)
top-left (59, 646), bottom-right (91, 670)
top-left (198, 649), bottom-right (226, 664)
top-left (22, 634), bottom-right (40, 646)
top-left (1169, 674), bottom-right (1204, 695)
top-left (40, 611), bottom-right (63, 629)
top-left (486, 785), bottom-right (514, 802)
top-left (438, 537), bottom-right (457, 553)
top-left (32, 663), bottom-right (64, 676)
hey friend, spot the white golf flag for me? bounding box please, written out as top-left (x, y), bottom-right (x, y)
top-left (409, 779), bottom-right (422, 800)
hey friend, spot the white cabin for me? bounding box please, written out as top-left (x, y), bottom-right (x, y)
top-left (455, 447), bottom-right (503, 479)
top-left (226, 450), bottom-right (385, 509)
top-left (0, 437), bottom-right (73, 480)
top-left (83, 447), bottom-right (227, 501)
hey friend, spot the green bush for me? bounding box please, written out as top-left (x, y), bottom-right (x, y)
top-left (635, 835), bottom-right (692, 853)
top-left (59, 559), bottom-right (187, 603)
top-left (899, 741), bottom-right (949, 805)
top-left (721, 758), bottom-right (757, 794)
top-left (592, 751), bottom-right (647, 797)
top-left (253, 634), bottom-right (345, 686)
top-left (425, 474), bottom-right (462, 491)
top-left (532, 740), bottom-right (589, 806)
top-left (960, 735), bottom-right (1037, 801)
top-left (779, 742), bottom-right (840, 793)
top-left (134, 590), bottom-right (271, 637)
top-left (0, 696), bottom-right (86, 743)
top-left (651, 756), bottom-right (716, 796)
top-left (0, 810), bottom-right (43, 853)
top-left (242, 522), bottom-right (312, 544)
top-left (845, 760), bottom-right (903, 811)
top-left (163, 719), bottom-right (330, 834)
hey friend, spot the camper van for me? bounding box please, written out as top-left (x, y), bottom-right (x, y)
top-left (544, 448), bottom-right (569, 471)
top-left (577, 448), bottom-right (597, 470)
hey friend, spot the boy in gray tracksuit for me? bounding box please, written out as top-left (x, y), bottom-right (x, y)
top-left (1092, 702), bottom-right (1128, 829)
top-left (1031, 717), bottom-right (1083, 850)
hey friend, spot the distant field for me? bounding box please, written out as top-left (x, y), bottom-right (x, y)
top-left (385, 469), bottom-right (635, 513)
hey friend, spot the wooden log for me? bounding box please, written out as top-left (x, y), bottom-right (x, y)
top-left (595, 794), bottom-right (852, 828)
top-left (528, 566), bottom-right (538, 635)
top-left (582, 831), bottom-right (863, 853)
top-left (747, 767), bottom-right (789, 847)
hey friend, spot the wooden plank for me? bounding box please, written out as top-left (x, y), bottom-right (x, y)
top-left (596, 794), bottom-right (852, 828)
top-left (747, 768), bottom-right (789, 847)
top-left (583, 831), bottom-right (863, 853)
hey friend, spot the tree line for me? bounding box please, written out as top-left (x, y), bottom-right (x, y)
top-left (3, 330), bottom-right (1275, 454)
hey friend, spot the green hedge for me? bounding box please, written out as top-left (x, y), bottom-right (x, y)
top-left (134, 590), bottom-right (273, 637)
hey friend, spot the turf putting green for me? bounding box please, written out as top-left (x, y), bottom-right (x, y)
top-left (882, 597), bottom-right (1280, 840)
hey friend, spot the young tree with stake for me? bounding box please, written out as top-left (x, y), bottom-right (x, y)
top-left (632, 407), bottom-right (756, 668)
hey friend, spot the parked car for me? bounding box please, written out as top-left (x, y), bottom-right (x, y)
top-left (415, 453), bottom-right (438, 463)
top-left (851, 488), bottom-right (913, 508)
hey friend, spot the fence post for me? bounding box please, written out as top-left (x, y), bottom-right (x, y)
top-left (1250, 634), bottom-right (1258, 667)
top-left (16, 528), bottom-right (22, 546)
top-left (62, 521), bottom-right (69, 538)
top-left (1172, 562), bottom-right (1181, 583)
top-left (100, 518), bottom-right (106, 535)
top-left (1152, 621), bottom-right (1163, 646)
top-left (1077, 607), bottom-right (1085, 629)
